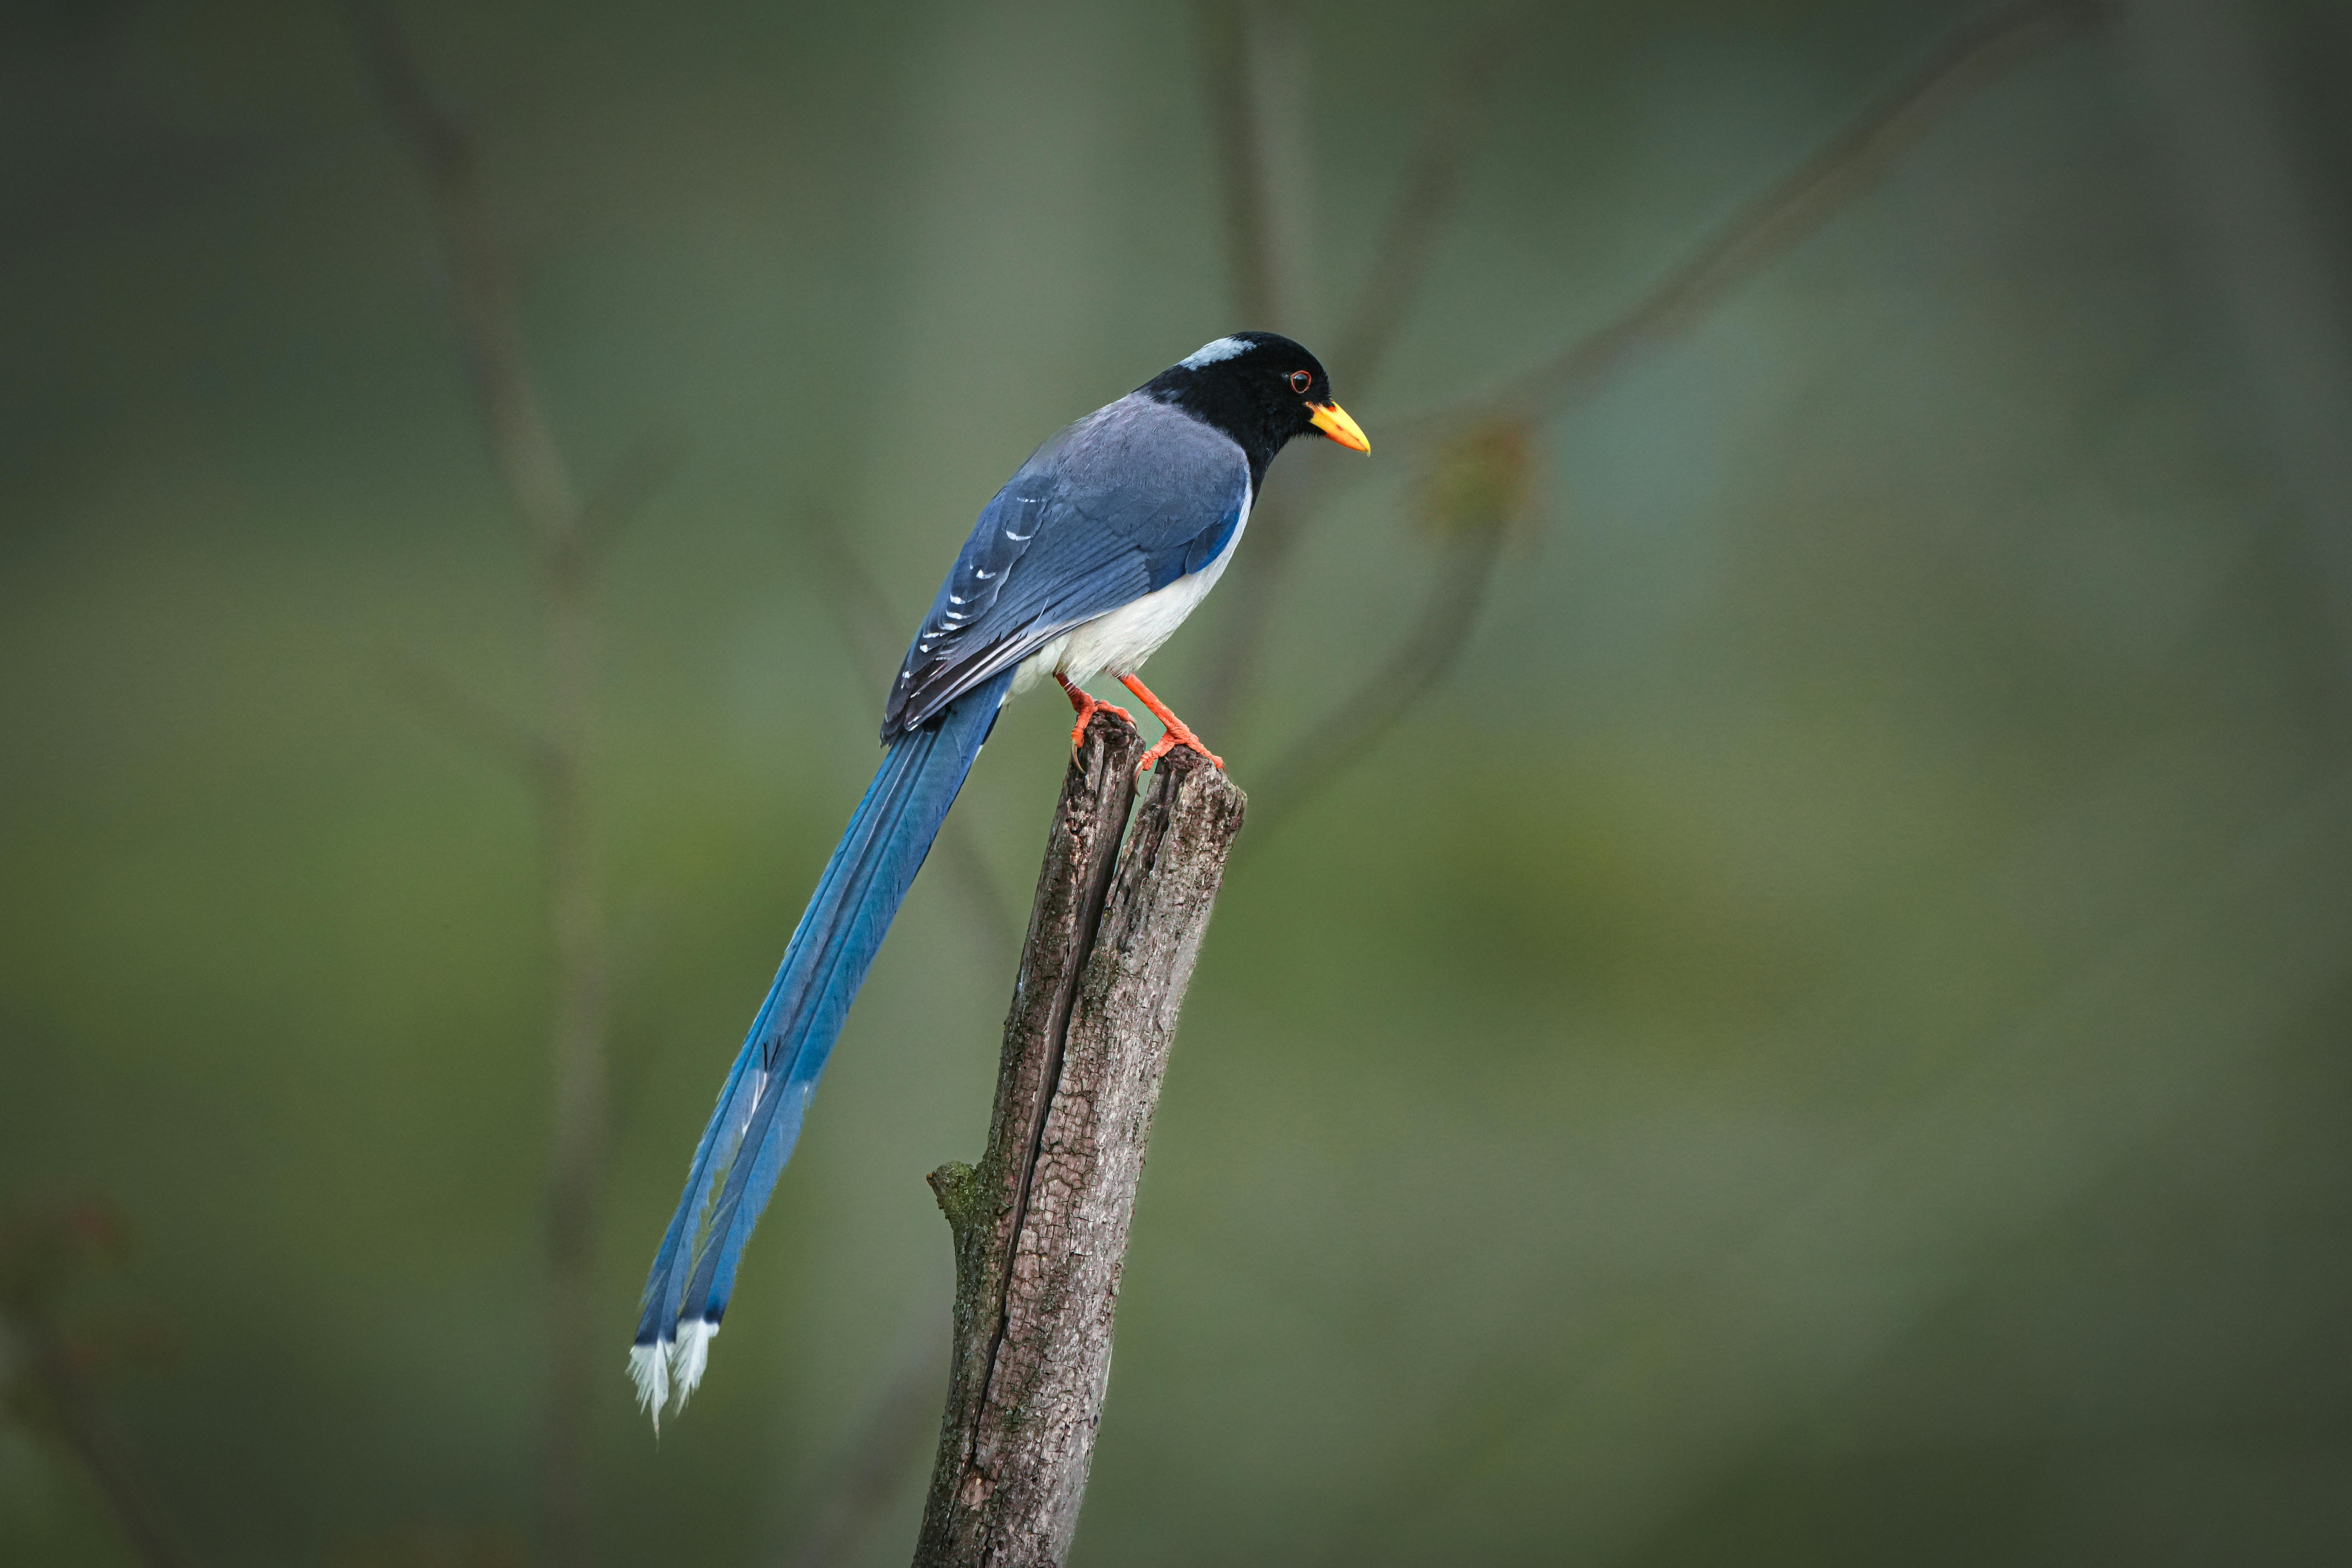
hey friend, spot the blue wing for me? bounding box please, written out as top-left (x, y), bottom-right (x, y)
top-left (881, 393), bottom-right (1248, 741)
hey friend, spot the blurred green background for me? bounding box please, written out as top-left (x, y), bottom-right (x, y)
top-left (6, 0), bottom-right (2351, 1563)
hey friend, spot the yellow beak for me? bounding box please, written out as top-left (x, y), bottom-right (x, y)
top-left (1308, 401), bottom-right (1371, 453)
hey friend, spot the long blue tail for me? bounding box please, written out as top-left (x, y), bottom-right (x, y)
top-left (629, 669), bottom-right (1014, 1425)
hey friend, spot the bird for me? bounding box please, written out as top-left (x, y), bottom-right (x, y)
top-left (628, 331), bottom-right (1368, 1426)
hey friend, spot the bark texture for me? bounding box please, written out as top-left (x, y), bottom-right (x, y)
top-left (914, 718), bottom-right (1247, 1568)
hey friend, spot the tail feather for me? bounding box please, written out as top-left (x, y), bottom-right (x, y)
top-left (630, 670), bottom-right (1012, 1423)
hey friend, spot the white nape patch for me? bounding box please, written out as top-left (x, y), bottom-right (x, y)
top-left (671, 1319), bottom-right (719, 1412)
top-left (628, 1341), bottom-right (672, 1433)
top-left (1179, 335), bottom-right (1251, 369)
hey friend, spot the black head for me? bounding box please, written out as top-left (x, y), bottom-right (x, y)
top-left (1140, 332), bottom-right (1370, 486)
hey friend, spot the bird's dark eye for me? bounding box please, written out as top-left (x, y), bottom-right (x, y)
top-left (1289, 369), bottom-right (1312, 395)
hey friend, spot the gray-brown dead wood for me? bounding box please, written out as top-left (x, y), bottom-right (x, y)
top-left (913, 716), bottom-right (1247, 1568)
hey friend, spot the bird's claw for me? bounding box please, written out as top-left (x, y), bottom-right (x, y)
top-left (1068, 696), bottom-right (1136, 754)
top-left (1110, 673), bottom-right (1222, 774)
top-left (1137, 727), bottom-right (1223, 774)
top-left (1055, 674), bottom-right (1135, 754)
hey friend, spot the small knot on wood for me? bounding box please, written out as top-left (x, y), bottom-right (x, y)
top-left (927, 1161), bottom-right (980, 1233)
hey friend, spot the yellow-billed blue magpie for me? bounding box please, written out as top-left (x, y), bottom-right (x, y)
top-left (630, 333), bottom-right (1367, 1424)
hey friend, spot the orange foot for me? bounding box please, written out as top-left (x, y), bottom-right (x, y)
top-left (1119, 674), bottom-right (1223, 772)
top-left (1055, 673), bottom-right (1134, 753)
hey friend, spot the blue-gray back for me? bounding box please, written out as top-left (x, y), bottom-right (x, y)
top-left (881, 393), bottom-right (1248, 741)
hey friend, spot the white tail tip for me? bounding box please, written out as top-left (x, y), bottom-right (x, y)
top-left (672, 1319), bottom-right (719, 1413)
top-left (627, 1321), bottom-right (720, 1432)
top-left (627, 1341), bottom-right (672, 1433)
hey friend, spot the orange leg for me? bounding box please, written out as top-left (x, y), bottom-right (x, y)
top-left (1055, 672), bottom-right (1134, 753)
top-left (1118, 675), bottom-right (1223, 772)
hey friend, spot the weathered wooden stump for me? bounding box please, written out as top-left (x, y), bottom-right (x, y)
top-left (913, 713), bottom-right (1246, 1568)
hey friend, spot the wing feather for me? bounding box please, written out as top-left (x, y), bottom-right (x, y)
top-left (881, 394), bottom-right (1246, 740)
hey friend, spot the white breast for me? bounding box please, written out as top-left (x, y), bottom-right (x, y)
top-left (1013, 482), bottom-right (1253, 694)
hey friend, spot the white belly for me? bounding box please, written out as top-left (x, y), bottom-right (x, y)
top-left (1013, 490), bottom-right (1251, 693)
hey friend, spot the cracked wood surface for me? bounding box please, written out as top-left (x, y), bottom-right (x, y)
top-left (914, 715), bottom-right (1246, 1568)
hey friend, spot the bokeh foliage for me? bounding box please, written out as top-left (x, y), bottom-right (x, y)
top-left (4, 1), bottom-right (2350, 1564)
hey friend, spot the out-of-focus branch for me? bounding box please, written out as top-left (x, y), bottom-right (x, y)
top-left (1, 1195), bottom-right (200, 1568)
top-left (344, 0), bottom-right (578, 554)
top-left (1190, 0), bottom-right (1312, 733)
top-left (1243, 528), bottom-right (1504, 838)
top-left (1196, 0), bottom-right (1275, 328)
top-left (1217, 0), bottom-right (2109, 807)
top-left (345, 7), bottom-right (635, 1565)
top-left (1413, 0), bottom-right (2111, 435)
top-left (2120, 0), bottom-right (2352, 705)
top-left (1194, 0), bottom-right (1312, 334)
top-left (798, 509), bottom-right (1025, 957)
top-left (389, 654), bottom-right (550, 780)
top-left (1196, 8), bottom-right (1510, 733)
top-left (580, 428), bottom-right (690, 564)
top-left (798, 508), bottom-right (915, 707)
top-left (775, 1339), bottom-right (943, 1568)
top-left (1327, 12), bottom-right (1520, 396)
top-left (1241, 421), bottom-right (1529, 844)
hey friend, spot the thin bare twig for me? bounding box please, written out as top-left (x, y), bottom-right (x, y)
top-left (580, 428), bottom-right (691, 564)
top-left (343, 1), bottom-right (578, 552)
top-left (389, 654), bottom-right (551, 780)
top-left (1413, 0), bottom-right (2112, 436)
top-left (776, 1338), bottom-right (944, 1568)
top-left (1327, 10), bottom-right (1523, 396)
top-left (797, 508), bottom-right (915, 704)
top-left (1, 1196), bottom-right (200, 1568)
top-left (40, 1395), bottom-right (201, 1568)
top-left (1238, 416), bottom-right (1531, 841)
top-left (1196, 7), bottom-right (1511, 733)
top-left (1190, 0), bottom-right (1313, 734)
top-left (1193, 0), bottom-right (1312, 334)
top-left (1242, 518), bottom-right (1511, 844)
top-left (1219, 0), bottom-right (2110, 817)
top-left (1195, 0), bottom-right (1276, 330)
top-left (2121, 0), bottom-right (2352, 704)
top-left (345, 6), bottom-right (624, 1563)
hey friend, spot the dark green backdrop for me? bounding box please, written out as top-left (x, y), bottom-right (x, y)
top-left (5, 1), bottom-right (2349, 1564)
